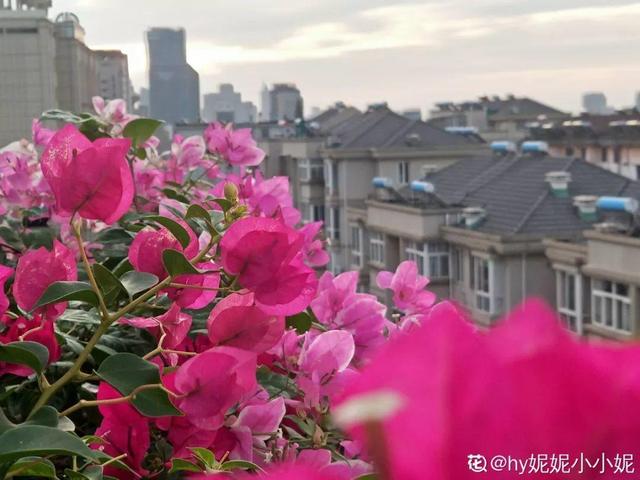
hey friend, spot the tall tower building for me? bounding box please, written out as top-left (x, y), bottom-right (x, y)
top-left (53, 12), bottom-right (98, 113)
top-left (145, 27), bottom-right (200, 124)
top-left (0, 0), bottom-right (56, 145)
top-left (95, 49), bottom-right (132, 109)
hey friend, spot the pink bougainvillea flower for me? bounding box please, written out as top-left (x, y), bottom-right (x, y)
top-left (121, 303), bottom-right (192, 352)
top-left (13, 240), bottom-right (76, 317)
top-left (336, 299), bottom-right (640, 480)
top-left (299, 221), bottom-right (329, 267)
top-left (296, 330), bottom-right (356, 408)
top-left (0, 314), bottom-right (60, 377)
top-left (220, 217), bottom-right (317, 315)
top-left (128, 221), bottom-right (198, 279)
top-left (133, 159), bottom-right (164, 212)
top-left (92, 96), bottom-right (133, 126)
top-left (204, 122), bottom-right (265, 167)
top-left (0, 265), bottom-right (12, 317)
top-left (40, 124), bottom-right (133, 224)
top-left (164, 261), bottom-right (220, 309)
top-left (172, 346), bottom-right (257, 430)
top-left (312, 271), bottom-right (386, 362)
top-left (212, 396), bottom-right (287, 462)
top-left (31, 119), bottom-right (55, 147)
top-left (376, 260), bottom-right (436, 314)
top-left (207, 292), bottom-right (284, 354)
top-left (246, 175), bottom-right (300, 226)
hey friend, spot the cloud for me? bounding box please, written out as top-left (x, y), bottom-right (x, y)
top-left (52, 0), bottom-right (640, 113)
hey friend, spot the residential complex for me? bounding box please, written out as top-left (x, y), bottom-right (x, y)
top-left (427, 95), bottom-right (569, 142)
top-left (528, 111), bottom-right (640, 180)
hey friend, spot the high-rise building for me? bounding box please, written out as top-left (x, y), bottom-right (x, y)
top-left (53, 12), bottom-right (98, 113)
top-left (145, 27), bottom-right (199, 124)
top-left (0, 0), bottom-right (56, 145)
top-left (95, 49), bottom-right (132, 109)
top-left (635, 92), bottom-right (640, 111)
top-left (271, 83), bottom-right (303, 121)
top-left (260, 83), bottom-right (271, 122)
top-left (202, 84), bottom-right (257, 124)
top-left (582, 92), bottom-right (612, 115)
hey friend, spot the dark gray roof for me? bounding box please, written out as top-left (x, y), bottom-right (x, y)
top-left (402, 155), bottom-right (640, 238)
top-left (328, 107), bottom-right (483, 149)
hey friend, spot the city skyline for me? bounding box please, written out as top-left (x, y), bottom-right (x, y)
top-left (49, 0), bottom-right (640, 115)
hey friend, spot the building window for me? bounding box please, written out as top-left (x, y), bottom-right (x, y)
top-left (327, 207), bottom-right (340, 240)
top-left (301, 203), bottom-right (324, 223)
top-left (405, 241), bottom-right (449, 279)
top-left (350, 225), bottom-right (363, 267)
top-left (471, 255), bottom-right (492, 313)
top-left (324, 160), bottom-right (339, 195)
top-left (398, 161), bottom-right (409, 184)
top-left (592, 280), bottom-right (631, 333)
top-left (328, 252), bottom-right (340, 275)
top-left (557, 270), bottom-right (581, 333)
top-left (298, 158), bottom-right (324, 182)
top-left (451, 247), bottom-right (463, 283)
top-left (369, 232), bottom-right (385, 265)
top-left (405, 241), bottom-right (427, 275)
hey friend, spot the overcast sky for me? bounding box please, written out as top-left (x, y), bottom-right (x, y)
top-left (51, 0), bottom-right (640, 115)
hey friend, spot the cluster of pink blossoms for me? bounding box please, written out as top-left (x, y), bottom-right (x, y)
top-left (3, 98), bottom-right (640, 480)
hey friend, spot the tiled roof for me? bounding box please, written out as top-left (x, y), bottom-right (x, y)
top-left (402, 155), bottom-right (640, 238)
top-left (327, 107), bottom-right (483, 149)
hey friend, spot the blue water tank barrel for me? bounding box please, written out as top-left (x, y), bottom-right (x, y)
top-left (410, 181), bottom-right (435, 193)
top-left (445, 126), bottom-right (479, 135)
top-left (490, 141), bottom-right (516, 153)
top-left (372, 177), bottom-right (393, 188)
top-left (596, 196), bottom-right (639, 214)
top-left (521, 141), bottom-right (549, 153)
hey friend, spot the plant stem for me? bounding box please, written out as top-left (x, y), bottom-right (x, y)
top-left (58, 383), bottom-right (164, 418)
top-left (28, 232), bottom-right (219, 417)
top-left (73, 221), bottom-right (110, 320)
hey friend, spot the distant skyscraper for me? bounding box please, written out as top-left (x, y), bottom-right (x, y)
top-left (270, 84), bottom-right (303, 121)
top-left (202, 84), bottom-right (256, 124)
top-left (95, 49), bottom-right (132, 109)
top-left (636, 92), bottom-right (640, 111)
top-left (260, 83), bottom-right (271, 122)
top-left (0, 0), bottom-right (56, 145)
top-left (54, 12), bottom-right (98, 113)
top-left (582, 92), bottom-right (612, 115)
top-left (145, 27), bottom-right (199, 124)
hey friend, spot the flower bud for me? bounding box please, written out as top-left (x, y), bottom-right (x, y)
top-left (224, 182), bottom-right (238, 203)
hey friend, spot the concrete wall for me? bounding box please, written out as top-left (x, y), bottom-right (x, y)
top-left (0, 11), bottom-right (56, 145)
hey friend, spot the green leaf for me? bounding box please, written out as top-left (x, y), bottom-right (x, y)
top-left (24, 406), bottom-right (59, 429)
top-left (162, 188), bottom-right (190, 204)
top-left (188, 447), bottom-right (216, 469)
top-left (162, 249), bottom-right (198, 276)
top-left (0, 425), bottom-right (97, 463)
top-left (355, 475), bottom-right (378, 480)
top-left (144, 215), bottom-right (190, 248)
top-left (122, 118), bottom-right (163, 147)
top-left (96, 353), bottom-right (181, 417)
top-left (0, 341), bottom-right (49, 375)
top-left (6, 457), bottom-right (57, 478)
top-left (169, 458), bottom-right (203, 474)
top-left (33, 281), bottom-right (99, 311)
top-left (220, 460), bottom-right (263, 472)
top-left (65, 466), bottom-right (103, 480)
top-left (119, 271), bottom-right (158, 297)
top-left (286, 312), bottom-right (313, 334)
top-left (92, 264), bottom-right (127, 304)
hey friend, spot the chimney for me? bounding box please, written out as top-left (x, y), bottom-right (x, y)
top-left (545, 171), bottom-right (572, 197)
top-left (462, 207), bottom-right (487, 229)
top-left (573, 195), bottom-right (598, 222)
top-left (405, 133), bottom-right (421, 146)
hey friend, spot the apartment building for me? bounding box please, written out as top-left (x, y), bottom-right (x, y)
top-left (528, 111), bottom-right (640, 180)
top-left (545, 224), bottom-right (640, 342)
top-left (359, 145), bottom-right (640, 335)
top-left (428, 95), bottom-right (569, 142)
top-left (319, 106), bottom-right (486, 277)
